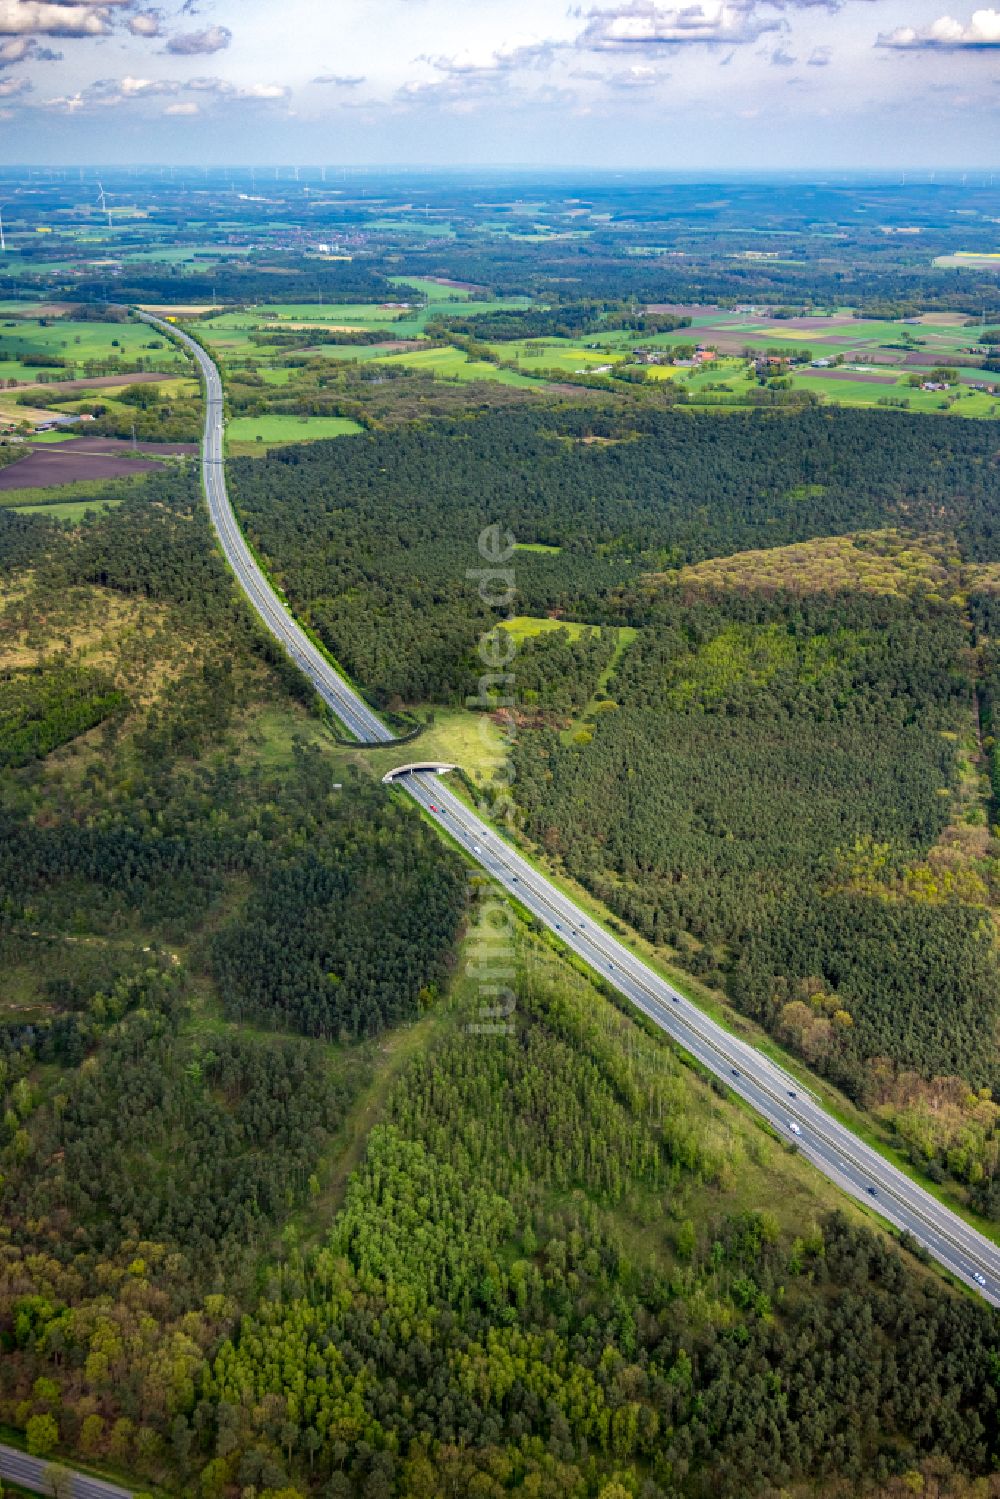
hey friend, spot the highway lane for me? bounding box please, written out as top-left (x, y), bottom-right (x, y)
top-left (405, 771), bottom-right (1000, 1305)
top-left (143, 307), bottom-right (1000, 1307)
top-left (0, 1441), bottom-right (132, 1498)
top-left (137, 312), bottom-right (393, 746)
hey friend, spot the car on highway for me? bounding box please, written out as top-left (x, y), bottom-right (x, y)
top-left (974, 1271), bottom-right (987, 1287)
top-left (789, 1121), bottom-right (802, 1136)
top-left (867, 1186), bottom-right (877, 1196)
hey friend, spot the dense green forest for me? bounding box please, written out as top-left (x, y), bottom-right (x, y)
top-left (6, 880), bottom-right (1000, 1499)
top-left (139, 931), bottom-right (1000, 1496)
top-left (0, 466), bottom-right (476, 1493)
top-left (228, 403), bottom-right (1000, 706)
top-left (222, 396), bottom-right (1000, 1202)
top-left (3, 422), bottom-right (999, 1497)
top-left (64, 262), bottom-right (409, 307)
top-left (510, 587), bottom-right (1000, 1179)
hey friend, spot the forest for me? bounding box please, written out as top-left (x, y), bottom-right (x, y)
top-left (4, 179), bottom-right (1000, 1495)
top-left (220, 398), bottom-right (1000, 1200)
top-left (511, 588), bottom-right (1000, 1169)
top-left (229, 401), bottom-right (1000, 706)
top-left (187, 933), bottom-right (1000, 1498)
top-left (0, 411), bottom-right (995, 1498)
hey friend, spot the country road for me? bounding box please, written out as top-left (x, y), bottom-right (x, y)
top-left (140, 309), bottom-right (1000, 1307)
top-left (0, 1441), bottom-right (132, 1498)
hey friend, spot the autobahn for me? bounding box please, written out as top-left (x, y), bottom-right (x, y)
top-left (0, 1441), bottom-right (132, 1498)
top-left (142, 310), bottom-right (1000, 1307)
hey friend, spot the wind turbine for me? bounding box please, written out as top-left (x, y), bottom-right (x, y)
top-left (97, 180), bottom-right (111, 231)
top-left (0, 206), bottom-right (6, 254)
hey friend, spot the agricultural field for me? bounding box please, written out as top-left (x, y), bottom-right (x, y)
top-left (457, 305), bottom-right (1000, 417)
top-left (0, 436), bottom-right (190, 492)
top-left (186, 281), bottom-right (1000, 418)
top-left (225, 413), bottom-right (364, 455)
top-left (362, 344), bottom-right (537, 384)
top-left (0, 315), bottom-right (186, 383)
top-left (934, 251), bottom-right (1000, 269)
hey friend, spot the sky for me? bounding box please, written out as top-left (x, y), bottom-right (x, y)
top-left (0, 0), bottom-right (998, 167)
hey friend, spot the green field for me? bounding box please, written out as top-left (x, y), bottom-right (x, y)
top-left (10, 496), bottom-right (123, 521)
top-left (199, 288), bottom-right (530, 351)
top-left (192, 297), bottom-right (1000, 418)
top-left (502, 615), bottom-right (597, 642)
top-left (225, 413), bottom-right (364, 453)
top-left (0, 317), bottom-right (187, 382)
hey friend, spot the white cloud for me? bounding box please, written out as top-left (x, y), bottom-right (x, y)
top-left (807, 43), bottom-right (832, 63)
top-left (116, 73), bottom-right (177, 94)
top-left (313, 72), bottom-right (365, 86)
top-left (164, 99), bottom-right (198, 113)
top-left (127, 8), bottom-right (161, 37)
top-left (0, 70), bottom-right (29, 93)
top-left (578, 1), bottom-right (781, 49)
top-left (878, 8), bottom-right (1000, 47)
top-left (165, 22), bottom-right (231, 55)
top-left (425, 40), bottom-right (556, 75)
top-left (608, 61), bottom-right (662, 83)
top-left (186, 74), bottom-right (290, 101)
top-left (0, 1), bottom-right (130, 36)
top-left (0, 33), bottom-right (58, 62)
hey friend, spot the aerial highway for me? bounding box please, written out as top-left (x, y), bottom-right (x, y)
top-left (142, 309), bottom-right (1000, 1307)
top-left (138, 313), bottom-right (392, 746)
top-left (0, 1440), bottom-right (132, 1498)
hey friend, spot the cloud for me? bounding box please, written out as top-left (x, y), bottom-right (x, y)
top-left (186, 74), bottom-right (289, 101)
top-left (577, 1), bottom-right (782, 49)
top-left (807, 43), bottom-right (831, 62)
top-left (0, 33), bottom-right (59, 62)
top-left (312, 72), bottom-right (365, 86)
top-left (165, 22), bottom-right (231, 55)
top-left (395, 72), bottom-right (502, 107)
top-left (0, 71), bottom-right (29, 93)
top-left (127, 7), bottom-right (161, 36)
top-left (47, 71), bottom-right (179, 107)
top-left (424, 40), bottom-right (556, 75)
top-left (115, 73), bottom-right (178, 94)
top-left (878, 9), bottom-right (1000, 47)
top-left (768, 43), bottom-right (796, 63)
top-left (0, 1), bottom-right (131, 37)
top-left (39, 70), bottom-right (290, 113)
top-left (607, 61), bottom-right (662, 83)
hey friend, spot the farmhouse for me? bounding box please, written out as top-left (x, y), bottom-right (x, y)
top-left (32, 413), bottom-right (92, 433)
